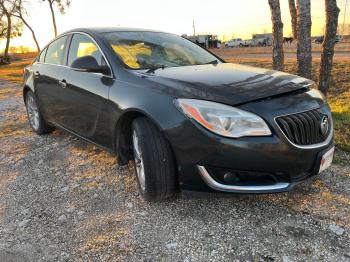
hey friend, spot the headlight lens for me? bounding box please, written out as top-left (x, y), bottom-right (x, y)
top-left (175, 99), bottom-right (271, 138)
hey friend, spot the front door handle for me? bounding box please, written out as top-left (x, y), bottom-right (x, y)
top-left (58, 79), bottom-right (67, 88)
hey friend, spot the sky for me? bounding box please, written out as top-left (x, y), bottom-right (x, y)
top-left (1, 0), bottom-right (349, 50)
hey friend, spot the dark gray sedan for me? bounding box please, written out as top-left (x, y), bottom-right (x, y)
top-left (23, 28), bottom-right (334, 200)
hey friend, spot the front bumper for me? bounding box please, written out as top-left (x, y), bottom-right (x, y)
top-left (195, 142), bottom-right (334, 194)
top-left (165, 94), bottom-right (334, 194)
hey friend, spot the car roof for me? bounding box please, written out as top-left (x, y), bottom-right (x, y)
top-left (63, 27), bottom-right (165, 35)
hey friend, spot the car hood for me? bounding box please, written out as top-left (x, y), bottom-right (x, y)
top-left (134, 63), bottom-right (313, 105)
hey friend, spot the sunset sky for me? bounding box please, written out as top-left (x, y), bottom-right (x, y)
top-left (1, 0), bottom-right (349, 50)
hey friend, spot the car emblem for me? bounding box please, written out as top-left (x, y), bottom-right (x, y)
top-left (320, 115), bottom-right (329, 136)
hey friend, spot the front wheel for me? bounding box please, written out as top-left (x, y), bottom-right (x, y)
top-left (131, 117), bottom-right (177, 201)
top-left (25, 91), bottom-right (54, 135)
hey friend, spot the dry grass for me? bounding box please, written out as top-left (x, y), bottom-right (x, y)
top-left (0, 60), bottom-right (31, 82)
top-left (0, 52), bottom-right (37, 82)
top-left (64, 141), bottom-right (136, 194)
top-left (75, 212), bottom-right (132, 260)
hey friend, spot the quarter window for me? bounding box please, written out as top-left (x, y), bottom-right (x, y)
top-left (45, 36), bottom-right (68, 65)
top-left (68, 34), bottom-right (107, 68)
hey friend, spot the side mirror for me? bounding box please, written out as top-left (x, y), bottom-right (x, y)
top-left (71, 56), bottom-right (110, 75)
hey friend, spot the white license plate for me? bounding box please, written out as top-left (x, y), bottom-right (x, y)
top-left (319, 147), bottom-right (335, 174)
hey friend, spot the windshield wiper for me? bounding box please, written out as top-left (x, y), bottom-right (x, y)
top-left (145, 65), bottom-right (165, 74)
top-left (206, 59), bottom-right (219, 65)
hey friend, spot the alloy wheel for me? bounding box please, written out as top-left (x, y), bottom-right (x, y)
top-left (26, 94), bottom-right (40, 130)
top-left (132, 130), bottom-right (146, 191)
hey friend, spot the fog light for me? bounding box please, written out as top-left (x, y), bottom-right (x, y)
top-left (223, 172), bottom-right (239, 183)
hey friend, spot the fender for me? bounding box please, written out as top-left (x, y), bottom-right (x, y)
top-left (23, 65), bottom-right (36, 102)
top-left (108, 79), bottom-right (187, 165)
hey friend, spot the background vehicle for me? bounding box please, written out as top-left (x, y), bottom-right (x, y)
top-left (242, 39), bottom-right (253, 47)
top-left (252, 33), bottom-right (273, 46)
top-left (225, 38), bottom-right (244, 47)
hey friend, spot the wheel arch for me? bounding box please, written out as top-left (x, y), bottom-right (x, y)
top-left (113, 109), bottom-right (171, 165)
top-left (23, 85), bottom-right (34, 104)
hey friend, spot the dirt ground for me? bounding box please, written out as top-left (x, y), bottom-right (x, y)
top-left (0, 61), bottom-right (349, 260)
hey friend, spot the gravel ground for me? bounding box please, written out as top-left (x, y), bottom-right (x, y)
top-left (0, 79), bottom-right (349, 262)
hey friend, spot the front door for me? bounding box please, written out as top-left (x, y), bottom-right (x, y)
top-left (57, 33), bottom-right (114, 148)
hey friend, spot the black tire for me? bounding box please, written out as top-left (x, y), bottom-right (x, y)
top-left (25, 91), bottom-right (54, 135)
top-left (131, 117), bottom-right (177, 201)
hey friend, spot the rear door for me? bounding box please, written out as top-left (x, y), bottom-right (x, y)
top-left (35, 35), bottom-right (70, 124)
top-left (57, 33), bottom-right (114, 148)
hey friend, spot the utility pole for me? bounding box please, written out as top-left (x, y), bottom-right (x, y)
top-left (193, 19), bottom-right (196, 36)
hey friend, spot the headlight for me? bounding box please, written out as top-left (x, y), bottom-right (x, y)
top-left (175, 99), bottom-right (271, 138)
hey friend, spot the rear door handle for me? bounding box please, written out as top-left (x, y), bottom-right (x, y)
top-left (58, 79), bottom-right (67, 88)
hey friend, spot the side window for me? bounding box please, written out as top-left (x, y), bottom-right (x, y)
top-left (68, 34), bottom-right (107, 67)
top-left (45, 36), bottom-right (68, 65)
top-left (38, 48), bottom-right (47, 63)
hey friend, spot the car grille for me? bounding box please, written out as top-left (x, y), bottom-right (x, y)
top-left (276, 108), bottom-right (331, 146)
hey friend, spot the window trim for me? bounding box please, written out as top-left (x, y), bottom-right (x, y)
top-left (36, 31), bottom-right (114, 79)
top-left (37, 47), bottom-right (47, 63)
top-left (66, 32), bottom-right (113, 78)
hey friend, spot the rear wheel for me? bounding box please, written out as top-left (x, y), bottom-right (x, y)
top-left (131, 117), bottom-right (177, 201)
top-left (25, 91), bottom-right (54, 135)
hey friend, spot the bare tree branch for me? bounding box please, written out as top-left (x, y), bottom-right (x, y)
top-left (42, 0), bottom-right (71, 37)
top-left (13, 0), bottom-right (40, 51)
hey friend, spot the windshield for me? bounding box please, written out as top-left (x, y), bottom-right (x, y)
top-left (102, 31), bottom-right (220, 70)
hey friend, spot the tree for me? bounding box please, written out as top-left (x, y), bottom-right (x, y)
top-left (13, 0), bottom-right (40, 51)
top-left (42, 0), bottom-right (71, 37)
top-left (288, 0), bottom-right (297, 40)
top-left (0, 15), bottom-right (8, 38)
top-left (0, 0), bottom-right (14, 61)
top-left (318, 0), bottom-right (340, 95)
top-left (0, 0), bottom-right (22, 62)
top-left (0, 13), bottom-right (21, 39)
top-left (296, 0), bottom-right (312, 79)
top-left (268, 0), bottom-right (284, 71)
